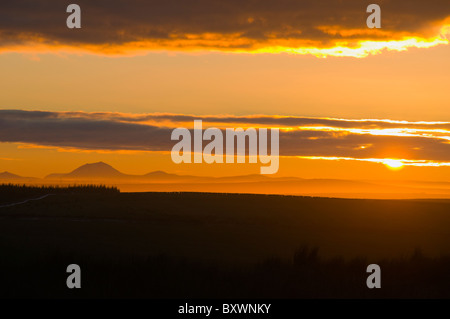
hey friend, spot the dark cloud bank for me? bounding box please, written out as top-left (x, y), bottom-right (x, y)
top-left (0, 110), bottom-right (449, 162)
top-left (0, 0), bottom-right (448, 50)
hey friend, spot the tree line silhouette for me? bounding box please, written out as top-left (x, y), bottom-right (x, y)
top-left (0, 183), bottom-right (119, 204)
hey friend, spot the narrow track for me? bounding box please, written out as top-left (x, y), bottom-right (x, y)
top-left (0, 194), bottom-right (53, 208)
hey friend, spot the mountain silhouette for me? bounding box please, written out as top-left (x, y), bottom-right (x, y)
top-left (46, 161), bottom-right (127, 179)
top-left (0, 171), bottom-right (39, 181)
top-left (0, 171), bottom-right (25, 179)
top-left (19, 161), bottom-right (450, 199)
top-left (44, 162), bottom-right (268, 183)
top-left (69, 162), bottom-right (124, 177)
top-left (45, 162), bottom-right (196, 181)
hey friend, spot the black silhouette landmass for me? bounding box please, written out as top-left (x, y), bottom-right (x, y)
top-left (1, 186), bottom-right (450, 298)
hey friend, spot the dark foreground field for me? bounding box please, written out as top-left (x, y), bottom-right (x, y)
top-left (1, 187), bottom-right (450, 298)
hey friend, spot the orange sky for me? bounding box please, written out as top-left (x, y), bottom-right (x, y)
top-left (0, 0), bottom-right (449, 183)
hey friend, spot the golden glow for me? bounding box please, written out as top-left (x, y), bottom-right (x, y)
top-left (1, 22), bottom-right (449, 58)
top-left (383, 159), bottom-right (404, 170)
top-left (283, 36), bottom-right (449, 58)
top-left (297, 126), bottom-right (450, 142)
top-left (297, 156), bottom-right (450, 168)
top-left (13, 139), bottom-right (450, 168)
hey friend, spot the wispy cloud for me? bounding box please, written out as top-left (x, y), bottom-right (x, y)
top-left (1, 110), bottom-right (449, 166)
top-left (0, 0), bottom-right (449, 57)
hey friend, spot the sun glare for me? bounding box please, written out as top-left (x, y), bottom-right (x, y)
top-left (383, 159), bottom-right (404, 170)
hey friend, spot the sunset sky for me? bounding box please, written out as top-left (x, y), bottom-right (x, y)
top-left (0, 0), bottom-right (449, 182)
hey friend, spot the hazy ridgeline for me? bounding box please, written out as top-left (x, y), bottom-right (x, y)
top-left (1, 188), bottom-right (450, 298)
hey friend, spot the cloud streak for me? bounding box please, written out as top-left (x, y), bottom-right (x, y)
top-left (1, 110), bottom-right (450, 166)
top-left (0, 0), bottom-right (449, 57)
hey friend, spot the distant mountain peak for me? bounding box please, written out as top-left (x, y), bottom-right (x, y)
top-left (85, 161), bottom-right (108, 166)
top-left (0, 171), bottom-right (38, 180)
top-left (67, 161), bottom-right (124, 178)
top-left (146, 170), bottom-right (170, 176)
top-left (0, 171), bottom-right (22, 178)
